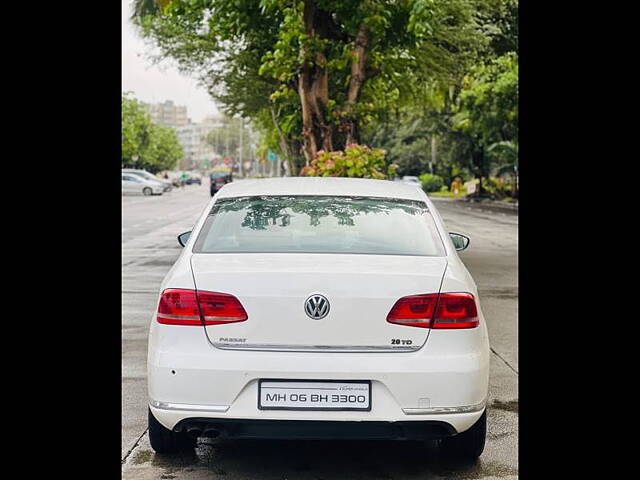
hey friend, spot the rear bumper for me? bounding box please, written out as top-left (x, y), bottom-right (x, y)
top-left (150, 403), bottom-right (485, 438)
top-left (168, 417), bottom-right (459, 440)
top-left (148, 321), bottom-right (490, 434)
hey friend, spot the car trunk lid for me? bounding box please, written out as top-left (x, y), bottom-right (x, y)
top-left (191, 253), bottom-right (447, 352)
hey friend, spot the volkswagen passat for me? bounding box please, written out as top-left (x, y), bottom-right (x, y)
top-left (148, 177), bottom-right (489, 459)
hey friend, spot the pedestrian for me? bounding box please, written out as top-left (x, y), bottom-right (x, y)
top-left (451, 176), bottom-right (462, 196)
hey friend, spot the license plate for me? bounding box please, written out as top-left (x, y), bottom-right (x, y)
top-left (258, 380), bottom-right (371, 411)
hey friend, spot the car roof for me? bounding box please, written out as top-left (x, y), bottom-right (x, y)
top-left (215, 177), bottom-right (427, 201)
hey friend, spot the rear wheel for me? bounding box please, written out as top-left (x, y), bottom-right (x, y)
top-left (142, 187), bottom-right (152, 196)
top-left (440, 410), bottom-right (486, 461)
top-left (148, 408), bottom-right (196, 454)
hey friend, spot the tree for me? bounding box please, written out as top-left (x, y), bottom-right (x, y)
top-left (147, 123), bottom-right (184, 172)
top-left (122, 93), bottom-right (153, 166)
top-left (132, 0), bottom-right (485, 170)
top-left (362, 0), bottom-right (518, 192)
top-left (204, 116), bottom-right (252, 166)
top-left (122, 93), bottom-right (183, 172)
top-left (452, 52), bottom-right (518, 193)
top-left (257, 0), bottom-right (481, 162)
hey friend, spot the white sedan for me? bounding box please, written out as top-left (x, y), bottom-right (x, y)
top-left (122, 173), bottom-right (164, 196)
top-left (147, 177), bottom-right (489, 460)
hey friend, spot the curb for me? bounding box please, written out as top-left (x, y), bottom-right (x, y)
top-left (430, 196), bottom-right (518, 215)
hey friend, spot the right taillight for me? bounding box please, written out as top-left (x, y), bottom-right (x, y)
top-left (156, 289), bottom-right (248, 326)
top-left (387, 292), bottom-right (478, 329)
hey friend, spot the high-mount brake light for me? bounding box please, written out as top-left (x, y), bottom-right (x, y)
top-left (156, 289), bottom-right (248, 326)
top-left (387, 292), bottom-right (478, 329)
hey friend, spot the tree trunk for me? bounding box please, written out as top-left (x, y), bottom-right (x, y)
top-left (471, 147), bottom-right (486, 196)
top-left (299, 0), bottom-right (333, 164)
top-left (343, 24), bottom-right (369, 146)
top-left (299, 67), bottom-right (317, 164)
top-left (270, 106), bottom-right (297, 176)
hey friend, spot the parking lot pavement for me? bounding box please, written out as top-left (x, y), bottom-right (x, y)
top-left (122, 187), bottom-right (518, 479)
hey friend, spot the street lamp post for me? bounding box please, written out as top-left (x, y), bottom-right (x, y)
top-left (430, 137), bottom-right (436, 174)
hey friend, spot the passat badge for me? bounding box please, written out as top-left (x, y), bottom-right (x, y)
top-left (304, 294), bottom-right (330, 319)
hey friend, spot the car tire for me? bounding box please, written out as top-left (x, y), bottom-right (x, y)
top-left (440, 410), bottom-right (486, 461)
top-left (143, 187), bottom-right (152, 196)
top-left (148, 408), bottom-right (196, 454)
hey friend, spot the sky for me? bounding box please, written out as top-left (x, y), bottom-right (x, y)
top-left (121, 0), bottom-right (219, 123)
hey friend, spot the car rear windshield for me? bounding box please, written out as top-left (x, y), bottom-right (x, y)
top-left (193, 196), bottom-right (445, 256)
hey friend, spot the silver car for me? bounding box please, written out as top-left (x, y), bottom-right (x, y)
top-left (122, 173), bottom-right (164, 196)
top-left (123, 169), bottom-right (173, 192)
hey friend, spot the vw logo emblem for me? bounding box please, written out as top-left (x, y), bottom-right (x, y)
top-left (304, 294), bottom-right (330, 320)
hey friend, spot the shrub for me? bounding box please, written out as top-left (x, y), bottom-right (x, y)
top-left (419, 173), bottom-right (445, 192)
top-left (483, 177), bottom-right (512, 199)
top-left (300, 144), bottom-right (394, 179)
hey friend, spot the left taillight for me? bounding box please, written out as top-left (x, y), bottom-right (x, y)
top-left (157, 289), bottom-right (202, 325)
top-left (156, 289), bottom-right (248, 326)
top-left (196, 291), bottom-right (248, 325)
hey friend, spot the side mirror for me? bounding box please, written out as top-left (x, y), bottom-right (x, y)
top-left (449, 232), bottom-right (470, 251)
top-left (177, 231), bottom-right (192, 247)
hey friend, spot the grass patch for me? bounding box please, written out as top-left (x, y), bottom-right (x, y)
top-left (428, 191), bottom-right (466, 198)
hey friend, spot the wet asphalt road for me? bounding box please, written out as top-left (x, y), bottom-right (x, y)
top-left (122, 183), bottom-right (518, 479)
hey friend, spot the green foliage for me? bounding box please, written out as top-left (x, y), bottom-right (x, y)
top-left (419, 173), bottom-right (444, 192)
top-left (481, 176), bottom-right (514, 199)
top-left (121, 93), bottom-right (183, 173)
top-left (455, 52), bottom-right (518, 147)
top-left (133, 0), bottom-right (488, 168)
top-left (130, 0), bottom-right (518, 185)
top-left (300, 144), bottom-right (393, 179)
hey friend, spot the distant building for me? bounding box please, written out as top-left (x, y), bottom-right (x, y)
top-left (142, 100), bottom-right (188, 128)
top-left (175, 115), bottom-right (225, 166)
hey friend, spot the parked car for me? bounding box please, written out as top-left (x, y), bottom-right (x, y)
top-left (402, 175), bottom-right (421, 187)
top-left (185, 174), bottom-right (202, 185)
top-left (209, 170), bottom-right (232, 196)
top-left (123, 169), bottom-right (173, 192)
top-left (122, 173), bottom-right (164, 196)
top-left (148, 177), bottom-right (489, 460)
